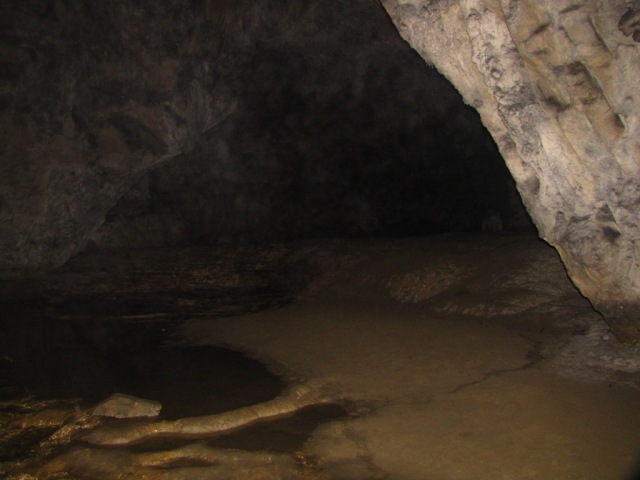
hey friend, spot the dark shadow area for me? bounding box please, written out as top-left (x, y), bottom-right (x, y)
top-left (0, 313), bottom-right (284, 419)
top-left (82, 0), bottom-right (534, 252)
top-left (0, 242), bottom-right (349, 470)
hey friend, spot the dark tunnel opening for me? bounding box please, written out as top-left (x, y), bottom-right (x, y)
top-left (82, 0), bottom-right (534, 252)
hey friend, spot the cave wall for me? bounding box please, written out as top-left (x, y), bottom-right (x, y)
top-left (3, 0), bottom-right (637, 341)
top-left (381, 0), bottom-right (640, 342)
top-left (0, 0), bottom-right (234, 274)
top-left (88, 36), bottom-right (523, 249)
top-left (1, 0), bottom-right (522, 271)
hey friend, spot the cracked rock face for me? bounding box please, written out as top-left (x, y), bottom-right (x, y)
top-left (381, 0), bottom-right (640, 342)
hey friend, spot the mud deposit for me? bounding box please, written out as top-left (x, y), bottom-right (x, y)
top-left (0, 316), bottom-right (347, 478)
top-left (0, 245), bottom-right (348, 479)
top-left (1, 237), bottom-right (640, 479)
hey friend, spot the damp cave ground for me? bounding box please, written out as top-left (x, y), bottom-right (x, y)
top-left (1, 235), bottom-right (640, 479)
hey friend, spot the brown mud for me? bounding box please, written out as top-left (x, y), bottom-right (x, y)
top-left (1, 235), bottom-right (639, 479)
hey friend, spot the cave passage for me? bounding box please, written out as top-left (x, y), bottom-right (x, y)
top-left (82, 0), bottom-right (532, 251)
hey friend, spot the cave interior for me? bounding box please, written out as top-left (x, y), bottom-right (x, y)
top-left (1, 1), bottom-right (640, 479)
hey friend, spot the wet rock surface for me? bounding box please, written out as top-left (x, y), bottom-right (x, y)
top-left (91, 393), bottom-right (162, 419)
top-left (0, 244), bottom-right (317, 321)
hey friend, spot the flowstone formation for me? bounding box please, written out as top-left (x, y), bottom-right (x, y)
top-left (381, 0), bottom-right (640, 342)
top-left (0, 380), bottom-right (340, 479)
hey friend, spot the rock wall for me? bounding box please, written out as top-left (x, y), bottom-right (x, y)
top-left (0, 0), bottom-right (523, 274)
top-left (4, 0), bottom-right (637, 341)
top-left (0, 0), bottom-right (234, 275)
top-left (381, 0), bottom-right (640, 342)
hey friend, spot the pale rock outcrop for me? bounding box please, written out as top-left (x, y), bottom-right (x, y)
top-left (381, 0), bottom-right (640, 342)
top-left (92, 393), bottom-right (162, 419)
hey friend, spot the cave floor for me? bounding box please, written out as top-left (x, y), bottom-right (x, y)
top-left (2, 235), bottom-right (640, 479)
top-left (180, 235), bottom-right (640, 480)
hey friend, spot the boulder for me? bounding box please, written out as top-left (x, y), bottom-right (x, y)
top-left (92, 393), bottom-right (162, 419)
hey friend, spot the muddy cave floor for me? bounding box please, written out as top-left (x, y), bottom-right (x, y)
top-left (1, 234), bottom-right (640, 479)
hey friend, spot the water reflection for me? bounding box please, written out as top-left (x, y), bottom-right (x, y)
top-left (1, 314), bottom-right (283, 416)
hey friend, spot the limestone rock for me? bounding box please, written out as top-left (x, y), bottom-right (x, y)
top-left (92, 393), bottom-right (162, 419)
top-left (381, 0), bottom-right (640, 342)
